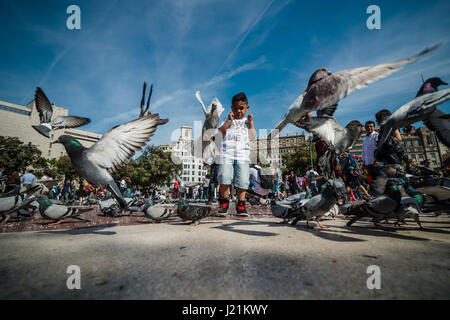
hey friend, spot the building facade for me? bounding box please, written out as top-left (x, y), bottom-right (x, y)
top-left (159, 126), bottom-right (208, 183)
top-left (257, 132), bottom-right (312, 168)
top-left (348, 126), bottom-right (444, 170)
top-left (0, 99), bottom-right (102, 159)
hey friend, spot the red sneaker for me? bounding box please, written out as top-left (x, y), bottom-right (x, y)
top-left (236, 200), bottom-right (248, 217)
top-left (218, 197), bottom-right (229, 214)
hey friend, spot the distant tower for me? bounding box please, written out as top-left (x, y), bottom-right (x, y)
top-left (180, 126), bottom-right (192, 141)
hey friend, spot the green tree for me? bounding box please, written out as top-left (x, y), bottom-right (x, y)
top-left (281, 142), bottom-right (317, 177)
top-left (54, 155), bottom-right (79, 180)
top-left (0, 136), bottom-right (48, 174)
top-left (112, 145), bottom-right (182, 187)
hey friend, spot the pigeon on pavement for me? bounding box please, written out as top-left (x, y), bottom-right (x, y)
top-left (36, 195), bottom-right (91, 225)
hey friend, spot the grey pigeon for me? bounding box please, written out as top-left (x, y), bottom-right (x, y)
top-left (346, 179), bottom-right (402, 228)
top-left (376, 88), bottom-right (450, 154)
top-left (423, 108), bottom-right (450, 148)
top-left (32, 87), bottom-right (91, 138)
top-left (416, 77), bottom-right (448, 97)
top-left (268, 43), bottom-right (441, 139)
top-left (270, 192), bottom-right (308, 219)
top-left (291, 178), bottom-right (347, 228)
top-left (143, 199), bottom-right (175, 220)
top-left (54, 113), bottom-right (168, 208)
top-left (294, 116), bottom-right (364, 177)
top-left (36, 195), bottom-right (90, 224)
top-left (0, 184), bottom-right (42, 223)
top-left (177, 201), bottom-right (219, 224)
top-left (140, 82), bottom-right (153, 118)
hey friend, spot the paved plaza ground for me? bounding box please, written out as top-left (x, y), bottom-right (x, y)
top-left (0, 207), bottom-right (449, 300)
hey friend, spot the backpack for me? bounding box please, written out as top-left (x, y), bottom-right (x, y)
top-left (257, 167), bottom-right (274, 190)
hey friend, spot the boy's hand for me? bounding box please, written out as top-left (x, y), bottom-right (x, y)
top-left (228, 112), bottom-right (234, 121)
top-left (248, 114), bottom-right (253, 123)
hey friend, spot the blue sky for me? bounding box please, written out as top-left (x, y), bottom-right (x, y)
top-left (1, 0), bottom-right (449, 147)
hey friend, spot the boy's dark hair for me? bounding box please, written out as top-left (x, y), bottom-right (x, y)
top-left (365, 120), bottom-right (375, 127)
top-left (375, 109), bottom-right (392, 123)
top-left (231, 92), bottom-right (248, 105)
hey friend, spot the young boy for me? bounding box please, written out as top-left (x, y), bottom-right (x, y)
top-left (217, 92), bottom-right (256, 216)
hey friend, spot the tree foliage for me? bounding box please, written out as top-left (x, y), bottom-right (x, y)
top-left (281, 142), bottom-right (317, 177)
top-left (112, 145), bottom-right (182, 187)
top-left (0, 136), bottom-right (47, 174)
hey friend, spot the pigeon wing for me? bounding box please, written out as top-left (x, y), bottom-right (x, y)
top-left (424, 108), bottom-right (450, 148)
top-left (293, 116), bottom-right (343, 148)
top-left (332, 43), bottom-right (441, 101)
top-left (35, 87), bottom-right (53, 123)
top-left (51, 116), bottom-right (91, 129)
top-left (86, 114), bottom-right (168, 173)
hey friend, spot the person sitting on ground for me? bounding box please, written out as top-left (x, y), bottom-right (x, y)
top-left (247, 162), bottom-right (272, 199)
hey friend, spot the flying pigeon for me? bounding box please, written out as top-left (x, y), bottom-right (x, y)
top-left (36, 195), bottom-right (91, 225)
top-left (294, 116), bottom-right (364, 177)
top-left (140, 82), bottom-right (153, 117)
top-left (375, 88), bottom-right (450, 155)
top-left (32, 87), bottom-right (91, 138)
top-left (54, 113), bottom-right (168, 209)
top-left (268, 43), bottom-right (442, 139)
top-left (416, 77), bottom-right (448, 97)
top-left (290, 178), bottom-right (347, 228)
top-left (195, 91), bottom-right (224, 148)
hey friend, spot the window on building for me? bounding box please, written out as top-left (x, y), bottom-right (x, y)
top-left (432, 161), bottom-right (437, 165)
top-left (0, 104), bottom-right (31, 116)
top-left (192, 171), bottom-right (195, 176)
top-left (418, 154), bottom-right (423, 159)
top-left (431, 153), bottom-right (436, 159)
top-left (198, 178), bottom-right (201, 182)
top-left (198, 165), bottom-right (201, 170)
top-left (48, 150), bottom-right (51, 156)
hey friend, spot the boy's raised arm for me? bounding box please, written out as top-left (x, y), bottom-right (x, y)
top-left (219, 112), bottom-right (234, 136)
top-left (248, 114), bottom-right (256, 140)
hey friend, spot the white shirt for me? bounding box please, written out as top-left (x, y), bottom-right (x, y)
top-left (362, 131), bottom-right (379, 165)
top-left (249, 166), bottom-right (270, 196)
top-left (220, 118), bottom-right (250, 161)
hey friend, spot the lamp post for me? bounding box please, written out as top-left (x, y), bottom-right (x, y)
top-left (308, 135), bottom-right (313, 168)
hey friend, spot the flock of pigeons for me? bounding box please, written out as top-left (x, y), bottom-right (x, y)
top-left (0, 42), bottom-right (449, 229)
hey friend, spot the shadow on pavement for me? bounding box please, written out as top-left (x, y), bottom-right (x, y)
top-left (210, 220), bottom-right (279, 237)
top-left (37, 224), bottom-right (117, 236)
